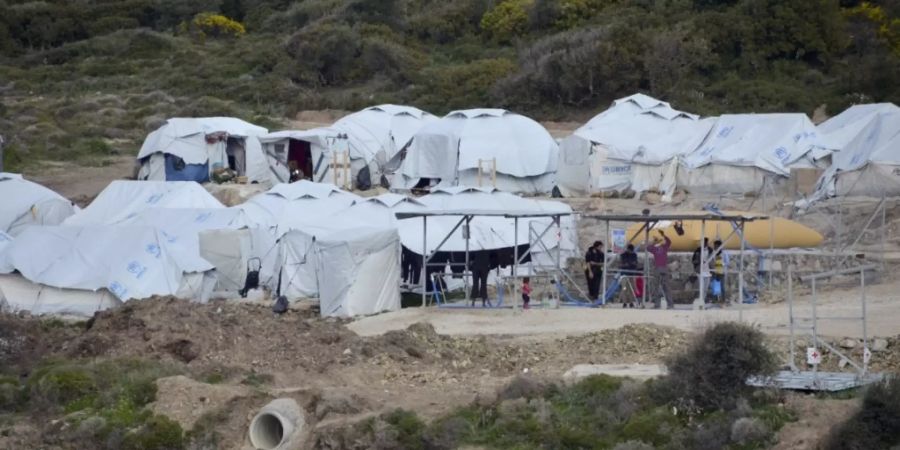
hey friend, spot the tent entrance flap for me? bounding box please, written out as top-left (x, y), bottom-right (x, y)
top-left (226, 137), bottom-right (247, 175)
top-left (288, 140), bottom-right (314, 179)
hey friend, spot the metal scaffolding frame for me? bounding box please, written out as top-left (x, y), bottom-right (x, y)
top-left (750, 263), bottom-right (885, 391)
top-left (395, 210), bottom-right (574, 308)
top-left (580, 213), bottom-right (767, 313)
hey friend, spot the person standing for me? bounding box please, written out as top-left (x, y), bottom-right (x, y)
top-left (647, 230), bottom-right (673, 309)
top-left (584, 241), bottom-right (604, 302)
top-left (470, 250), bottom-right (491, 307)
top-left (712, 239), bottom-right (725, 303)
top-left (618, 244), bottom-right (639, 308)
top-left (521, 277), bottom-right (532, 310)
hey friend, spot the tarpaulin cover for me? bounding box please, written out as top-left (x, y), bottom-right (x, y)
top-left (398, 109), bottom-right (557, 185)
top-left (0, 225), bottom-right (214, 301)
top-left (64, 180), bottom-right (224, 226)
top-left (0, 173), bottom-right (77, 236)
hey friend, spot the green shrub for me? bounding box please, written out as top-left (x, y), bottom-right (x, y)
top-left (658, 322), bottom-right (777, 413)
top-left (824, 376), bottom-right (900, 450)
top-left (120, 414), bottom-right (185, 450)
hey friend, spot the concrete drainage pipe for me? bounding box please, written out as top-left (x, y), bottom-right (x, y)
top-left (249, 398), bottom-right (305, 450)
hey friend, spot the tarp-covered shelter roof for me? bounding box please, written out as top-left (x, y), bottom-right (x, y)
top-left (572, 94), bottom-right (711, 164)
top-left (0, 173), bottom-right (77, 236)
top-left (64, 181), bottom-right (224, 226)
top-left (332, 104), bottom-right (437, 163)
top-left (684, 113), bottom-right (837, 175)
top-left (0, 225), bottom-right (213, 301)
top-left (400, 109), bottom-right (558, 179)
top-left (138, 117), bottom-right (268, 162)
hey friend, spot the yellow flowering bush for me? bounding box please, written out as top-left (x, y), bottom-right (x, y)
top-left (189, 12), bottom-right (246, 39)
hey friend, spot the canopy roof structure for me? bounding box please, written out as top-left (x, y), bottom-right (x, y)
top-left (683, 113), bottom-right (836, 175)
top-left (332, 104), bottom-right (437, 164)
top-left (818, 103), bottom-right (900, 152)
top-left (0, 173), bottom-right (76, 236)
top-left (64, 181), bottom-right (224, 226)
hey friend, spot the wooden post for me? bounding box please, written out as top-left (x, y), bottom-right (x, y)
top-left (491, 158), bottom-right (497, 188)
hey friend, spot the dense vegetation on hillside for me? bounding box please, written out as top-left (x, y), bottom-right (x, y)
top-left (1, 0), bottom-right (899, 169)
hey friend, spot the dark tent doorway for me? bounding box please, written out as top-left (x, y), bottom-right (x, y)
top-left (288, 139), bottom-right (314, 181)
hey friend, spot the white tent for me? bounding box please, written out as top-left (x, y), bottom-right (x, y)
top-left (814, 103), bottom-right (900, 197)
top-left (259, 128), bottom-right (349, 185)
top-left (681, 113), bottom-right (836, 194)
top-left (137, 117), bottom-right (275, 185)
top-left (121, 207), bottom-right (273, 294)
top-left (64, 180), bottom-right (224, 226)
top-left (0, 173), bottom-right (77, 236)
top-left (278, 221), bottom-right (401, 318)
top-left (332, 104), bottom-right (438, 188)
top-left (266, 190), bottom-right (403, 316)
top-left (238, 180), bottom-right (360, 231)
top-left (556, 94), bottom-right (712, 196)
top-left (393, 109), bottom-right (559, 194)
top-left (0, 225), bottom-right (215, 316)
top-left (236, 181), bottom-right (361, 295)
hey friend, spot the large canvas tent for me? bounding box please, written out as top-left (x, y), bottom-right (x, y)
top-left (556, 94), bottom-right (712, 196)
top-left (64, 180), bottom-right (224, 226)
top-left (0, 173), bottom-right (77, 236)
top-left (0, 225), bottom-right (214, 317)
top-left (278, 218), bottom-right (401, 318)
top-left (332, 104), bottom-right (438, 188)
top-left (259, 128), bottom-right (349, 185)
top-left (121, 207), bottom-right (272, 294)
top-left (393, 109), bottom-right (558, 194)
top-left (137, 117), bottom-right (275, 185)
top-left (813, 103), bottom-right (900, 198)
top-left (681, 113), bottom-right (835, 194)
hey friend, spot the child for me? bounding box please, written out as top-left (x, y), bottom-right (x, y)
top-left (522, 277), bottom-right (532, 309)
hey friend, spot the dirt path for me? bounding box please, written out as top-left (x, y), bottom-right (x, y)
top-left (24, 156), bottom-right (135, 205)
top-left (772, 395), bottom-right (859, 450)
top-left (350, 279), bottom-right (900, 340)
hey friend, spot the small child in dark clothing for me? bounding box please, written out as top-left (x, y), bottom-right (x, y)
top-left (522, 277), bottom-right (532, 309)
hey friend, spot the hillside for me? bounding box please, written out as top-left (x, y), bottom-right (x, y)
top-left (1, 0), bottom-right (900, 171)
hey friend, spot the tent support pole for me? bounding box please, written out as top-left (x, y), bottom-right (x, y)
top-left (700, 219), bottom-right (706, 307)
top-left (464, 216), bottom-right (471, 302)
top-left (513, 217), bottom-right (519, 310)
top-left (421, 216), bottom-right (427, 307)
top-left (642, 221), bottom-right (651, 307)
top-left (600, 220), bottom-right (609, 306)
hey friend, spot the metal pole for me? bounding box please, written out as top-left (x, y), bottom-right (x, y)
top-left (700, 219), bottom-right (707, 307)
top-left (601, 220), bottom-right (609, 306)
top-left (0, 135), bottom-right (4, 173)
top-left (812, 277), bottom-right (818, 381)
top-left (555, 216), bottom-right (562, 280)
top-left (513, 217), bottom-right (519, 310)
top-left (769, 212), bottom-right (775, 289)
top-left (642, 222), bottom-right (650, 307)
top-left (421, 216), bottom-right (427, 307)
top-left (739, 220), bottom-right (746, 322)
top-left (788, 260), bottom-right (796, 371)
top-left (464, 216), bottom-right (470, 302)
top-left (861, 267), bottom-right (868, 375)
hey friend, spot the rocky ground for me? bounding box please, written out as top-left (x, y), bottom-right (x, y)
top-left (1, 296), bottom-right (897, 449)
